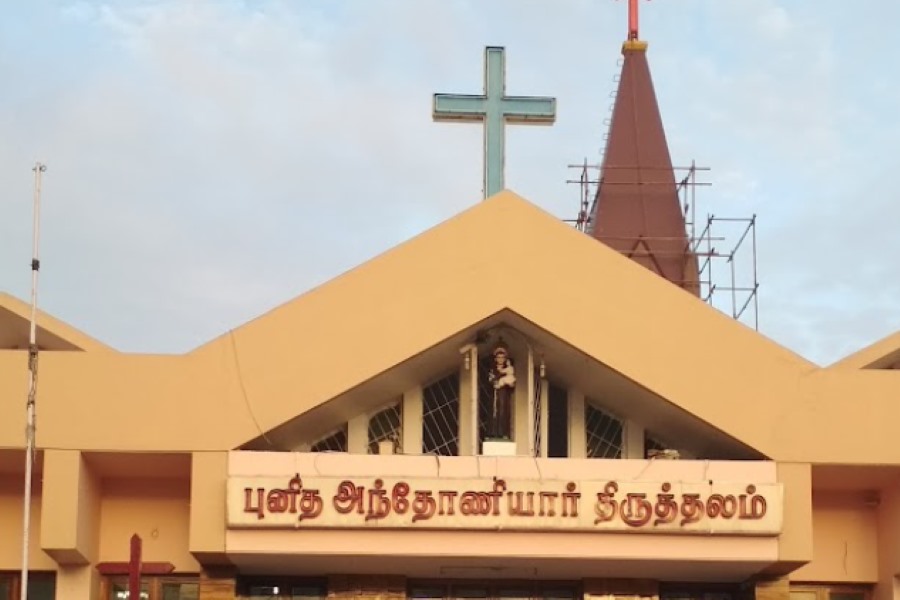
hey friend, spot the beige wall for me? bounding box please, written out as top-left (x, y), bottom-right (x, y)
top-left (792, 491), bottom-right (879, 583)
top-left (0, 476), bottom-right (56, 572)
top-left (97, 477), bottom-right (199, 573)
top-left (876, 484), bottom-right (900, 600)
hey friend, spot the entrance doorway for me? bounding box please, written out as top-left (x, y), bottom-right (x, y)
top-left (236, 578), bottom-right (326, 600)
top-left (410, 582), bottom-right (578, 600)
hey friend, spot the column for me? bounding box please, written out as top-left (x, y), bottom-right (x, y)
top-left (568, 389), bottom-right (586, 458)
top-left (517, 347), bottom-right (534, 456)
top-left (199, 567), bottom-right (238, 600)
top-left (328, 575), bottom-right (405, 600)
top-left (754, 578), bottom-right (789, 600)
top-left (190, 452), bottom-right (228, 561)
top-left (348, 413), bottom-right (369, 454)
top-left (402, 386), bottom-right (423, 454)
top-left (40, 449), bottom-right (100, 564)
top-left (623, 422), bottom-right (645, 459)
top-left (584, 579), bottom-right (659, 600)
top-left (55, 566), bottom-right (100, 600)
top-left (459, 352), bottom-right (478, 456)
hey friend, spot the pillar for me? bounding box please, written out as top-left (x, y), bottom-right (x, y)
top-left (754, 578), bottom-right (789, 600)
top-left (623, 422), bottom-right (644, 459)
top-left (584, 579), bottom-right (659, 600)
top-left (459, 360), bottom-right (477, 456)
top-left (40, 449), bottom-right (100, 565)
top-left (190, 452), bottom-right (228, 563)
top-left (402, 386), bottom-right (423, 454)
top-left (328, 575), bottom-right (405, 600)
top-left (199, 567), bottom-right (237, 600)
top-left (348, 413), bottom-right (369, 454)
top-left (568, 389), bottom-right (586, 458)
top-left (55, 565), bottom-right (100, 600)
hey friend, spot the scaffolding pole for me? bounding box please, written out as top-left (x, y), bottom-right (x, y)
top-left (565, 159), bottom-right (761, 331)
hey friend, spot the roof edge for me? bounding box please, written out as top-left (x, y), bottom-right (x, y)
top-left (829, 330), bottom-right (900, 370)
top-left (0, 292), bottom-right (114, 353)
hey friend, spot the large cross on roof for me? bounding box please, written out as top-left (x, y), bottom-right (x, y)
top-left (432, 46), bottom-right (556, 199)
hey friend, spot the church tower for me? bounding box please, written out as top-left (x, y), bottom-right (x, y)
top-left (588, 2), bottom-right (700, 295)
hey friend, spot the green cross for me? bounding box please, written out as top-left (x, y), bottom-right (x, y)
top-left (433, 46), bottom-right (557, 199)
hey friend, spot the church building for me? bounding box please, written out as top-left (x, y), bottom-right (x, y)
top-left (1, 8), bottom-right (899, 600)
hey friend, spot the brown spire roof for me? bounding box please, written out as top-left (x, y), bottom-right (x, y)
top-left (588, 41), bottom-right (699, 295)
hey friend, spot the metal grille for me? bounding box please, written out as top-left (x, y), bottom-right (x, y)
top-left (477, 357), bottom-right (493, 443)
top-left (310, 426), bottom-right (348, 453)
top-left (422, 373), bottom-right (459, 456)
top-left (368, 401), bottom-right (402, 454)
top-left (532, 368), bottom-right (542, 457)
top-left (585, 401), bottom-right (623, 459)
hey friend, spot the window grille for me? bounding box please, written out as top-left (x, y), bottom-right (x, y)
top-left (532, 367), bottom-right (543, 457)
top-left (368, 401), bottom-right (402, 454)
top-left (310, 426), bottom-right (348, 453)
top-left (477, 357), bottom-right (493, 443)
top-left (585, 401), bottom-right (623, 458)
top-left (422, 373), bottom-right (460, 456)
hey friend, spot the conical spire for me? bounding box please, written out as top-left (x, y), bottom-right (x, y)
top-left (588, 33), bottom-right (700, 295)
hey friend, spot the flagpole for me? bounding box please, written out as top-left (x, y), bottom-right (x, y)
top-left (21, 161), bottom-right (46, 600)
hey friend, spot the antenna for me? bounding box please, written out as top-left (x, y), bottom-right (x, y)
top-left (21, 161), bottom-right (45, 600)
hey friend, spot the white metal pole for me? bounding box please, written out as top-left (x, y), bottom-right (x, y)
top-left (21, 162), bottom-right (45, 600)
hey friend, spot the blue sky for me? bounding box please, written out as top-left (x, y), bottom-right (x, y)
top-left (1, 0), bottom-right (898, 365)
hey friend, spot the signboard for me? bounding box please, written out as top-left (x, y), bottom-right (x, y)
top-left (226, 476), bottom-right (783, 536)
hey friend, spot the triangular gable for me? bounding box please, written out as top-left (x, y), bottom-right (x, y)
top-left (250, 308), bottom-right (766, 461)
top-left (192, 191), bottom-right (822, 459)
top-left (0, 292), bottom-right (112, 352)
top-left (829, 330), bottom-right (900, 370)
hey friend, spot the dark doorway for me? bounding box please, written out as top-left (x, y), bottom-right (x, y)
top-left (547, 382), bottom-right (569, 457)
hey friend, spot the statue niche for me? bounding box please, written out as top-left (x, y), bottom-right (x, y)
top-left (483, 340), bottom-right (516, 441)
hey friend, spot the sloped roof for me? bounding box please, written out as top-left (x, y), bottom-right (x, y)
top-left (0, 192), bottom-right (897, 465)
top-left (589, 42), bottom-right (699, 294)
top-left (188, 192), bottom-right (819, 457)
top-left (0, 292), bottom-right (112, 352)
top-left (830, 330), bottom-right (900, 370)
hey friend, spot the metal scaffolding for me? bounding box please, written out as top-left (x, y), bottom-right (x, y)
top-left (565, 160), bottom-right (761, 331)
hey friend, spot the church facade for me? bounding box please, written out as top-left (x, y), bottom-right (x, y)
top-left (1, 190), bottom-right (899, 600)
top-left (2, 16), bottom-right (900, 600)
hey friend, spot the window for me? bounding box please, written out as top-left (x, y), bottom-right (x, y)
top-left (0, 572), bottom-right (56, 600)
top-left (790, 586), bottom-right (870, 600)
top-left (103, 576), bottom-right (198, 600)
top-left (585, 400), bottom-right (623, 459)
top-left (422, 373), bottom-right (460, 456)
top-left (310, 426), bottom-right (348, 453)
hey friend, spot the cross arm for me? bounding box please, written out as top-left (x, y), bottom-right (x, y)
top-left (501, 96), bottom-right (557, 124)
top-left (433, 94), bottom-right (487, 122)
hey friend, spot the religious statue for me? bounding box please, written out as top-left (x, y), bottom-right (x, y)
top-left (486, 341), bottom-right (516, 440)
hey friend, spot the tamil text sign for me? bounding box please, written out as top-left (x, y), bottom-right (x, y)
top-left (226, 476), bottom-right (782, 535)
